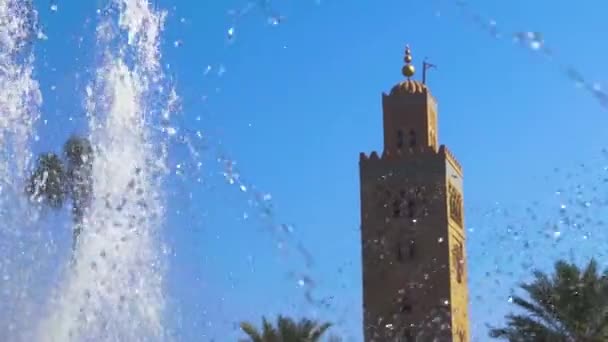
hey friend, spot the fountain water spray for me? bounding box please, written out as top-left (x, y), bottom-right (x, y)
top-left (0, 0), bottom-right (41, 185)
top-left (37, 1), bottom-right (173, 341)
top-left (0, 0), bottom-right (45, 339)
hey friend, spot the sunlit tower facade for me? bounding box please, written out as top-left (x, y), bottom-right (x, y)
top-left (359, 46), bottom-right (470, 341)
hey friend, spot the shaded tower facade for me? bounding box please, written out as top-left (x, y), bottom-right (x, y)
top-left (359, 46), bottom-right (470, 341)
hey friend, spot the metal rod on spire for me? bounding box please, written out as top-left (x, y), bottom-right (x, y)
top-left (422, 58), bottom-right (437, 85)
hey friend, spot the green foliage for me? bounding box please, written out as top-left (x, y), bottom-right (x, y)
top-left (489, 259), bottom-right (608, 342)
top-left (63, 135), bottom-right (93, 167)
top-left (63, 135), bottom-right (93, 221)
top-left (240, 315), bottom-right (333, 342)
top-left (26, 152), bottom-right (67, 208)
top-left (26, 135), bottom-right (94, 249)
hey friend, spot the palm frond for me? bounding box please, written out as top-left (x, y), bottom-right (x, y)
top-left (489, 314), bottom-right (567, 342)
top-left (240, 321), bottom-right (264, 342)
top-left (491, 259), bottom-right (608, 341)
top-left (241, 315), bottom-right (332, 342)
top-left (277, 316), bottom-right (299, 341)
top-left (309, 322), bottom-right (332, 341)
top-left (262, 317), bottom-right (279, 342)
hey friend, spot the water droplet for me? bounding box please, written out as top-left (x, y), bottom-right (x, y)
top-left (508, 296), bottom-right (513, 303)
top-left (50, 4), bottom-right (58, 12)
top-left (239, 185), bottom-right (247, 192)
top-left (268, 15), bottom-right (282, 26)
top-left (438, 237), bottom-right (444, 243)
top-left (37, 31), bottom-right (48, 40)
top-left (530, 41), bottom-right (541, 50)
top-left (227, 27), bottom-right (235, 39)
top-left (553, 231), bottom-right (562, 239)
top-left (281, 224), bottom-right (294, 233)
top-left (173, 40), bottom-right (183, 48)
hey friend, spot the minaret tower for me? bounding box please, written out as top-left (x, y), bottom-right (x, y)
top-left (359, 45), bottom-right (470, 341)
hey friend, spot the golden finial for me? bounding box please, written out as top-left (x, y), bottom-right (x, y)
top-left (402, 44), bottom-right (415, 79)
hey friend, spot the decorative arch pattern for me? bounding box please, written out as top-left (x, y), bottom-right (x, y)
top-left (448, 183), bottom-right (463, 226)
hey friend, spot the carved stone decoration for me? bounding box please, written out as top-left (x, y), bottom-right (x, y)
top-left (448, 183), bottom-right (463, 226)
top-left (429, 109), bottom-right (437, 148)
top-left (457, 329), bottom-right (466, 342)
top-left (452, 240), bottom-right (465, 284)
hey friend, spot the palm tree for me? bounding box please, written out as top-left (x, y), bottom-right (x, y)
top-left (489, 259), bottom-right (608, 342)
top-left (26, 135), bottom-right (93, 250)
top-left (240, 315), bottom-right (333, 342)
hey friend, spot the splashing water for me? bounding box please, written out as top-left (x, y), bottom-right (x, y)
top-left (36, 1), bottom-right (171, 341)
top-left (5, 0), bottom-right (605, 340)
top-left (0, 1), bottom-right (44, 339)
top-left (0, 0), bottom-right (41, 191)
top-left (448, 0), bottom-right (608, 110)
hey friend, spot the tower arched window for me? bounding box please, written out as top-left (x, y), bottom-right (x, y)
top-left (401, 328), bottom-right (415, 342)
top-left (392, 199), bottom-right (401, 218)
top-left (397, 240), bottom-right (415, 262)
top-left (408, 239), bottom-right (416, 259)
top-left (397, 130), bottom-right (404, 149)
top-left (407, 200), bottom-right (415, 218)
top-left (409, 130), bottom-right (416, 148)
top-left (400, 297), bottom-right (413, 313)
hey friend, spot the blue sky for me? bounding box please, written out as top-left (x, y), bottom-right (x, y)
top-left (27, 0), bottom-right (608, 340)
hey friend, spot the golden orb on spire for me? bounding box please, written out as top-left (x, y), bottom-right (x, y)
top-left (402, 65), bottom-right (415, 78)
top-left (402, 45), bottom-right (415, 78)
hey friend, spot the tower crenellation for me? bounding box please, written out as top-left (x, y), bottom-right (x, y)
top-left (439, 145), bottom-right (463, 174)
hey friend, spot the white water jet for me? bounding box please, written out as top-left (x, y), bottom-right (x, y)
top-left (0, 0), bottom-right (44, 339)
top-left (38, 1), bottom-right (171, 341)
top-left (0, 0), bottom-right (41, 185)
